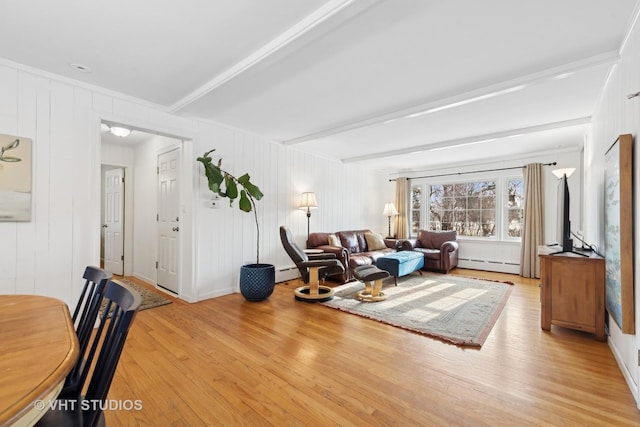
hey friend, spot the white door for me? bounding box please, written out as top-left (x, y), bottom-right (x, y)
top-left (157, 149), bottom-right (180, 293)
top-left (103, 168), bottom-right (124, 275)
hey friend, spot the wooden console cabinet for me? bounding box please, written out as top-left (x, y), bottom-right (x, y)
top-left (539, 250), bottom-right (605, 341)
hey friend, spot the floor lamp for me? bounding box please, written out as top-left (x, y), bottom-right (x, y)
top-left (299, 192), bottom-right (318, 243)
top-left (382, 202), bottom-right (399, 238)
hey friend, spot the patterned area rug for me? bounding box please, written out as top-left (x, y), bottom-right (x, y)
top-left (321, 272), bottom-right (513, 347)
top-left (105, 277), bottom-right (172, 312)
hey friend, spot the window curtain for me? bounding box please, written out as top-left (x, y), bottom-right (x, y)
top-left (394, 177), bottom-right (409, 239)
top-left (520, 163), bottom-right (544, 278)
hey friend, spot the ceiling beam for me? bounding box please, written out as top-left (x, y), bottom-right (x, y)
top-left (340, 117), bottom-right (591, 163)
top-left (169, 0), bottom-right (382, 114)
top-left (282, 51), bottom-right (618, 145)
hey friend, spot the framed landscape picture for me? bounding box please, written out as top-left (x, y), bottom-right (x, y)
top-left (0, 133), bottom-right (32, 221)
top-left (604, 134), bottom-right (634, 334)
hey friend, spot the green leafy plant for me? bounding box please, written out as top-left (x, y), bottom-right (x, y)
top-left (197, 149), bottom-right (264, 264)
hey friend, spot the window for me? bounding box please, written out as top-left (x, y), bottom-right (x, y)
top-left (429, 182), bottom-right (496, 237)
top-left (410, 185), bottom-right (423, 235)
top-left (506, 178), bottom-right (524, 238)
top-left (410, 176), bottom-right (524, 241)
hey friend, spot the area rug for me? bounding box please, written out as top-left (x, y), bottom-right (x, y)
top-left (103, 277), bottom-right (172, 312)
top-left (321, 273), bottom-right (513, 347)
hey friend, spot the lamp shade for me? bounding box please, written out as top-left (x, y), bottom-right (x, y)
top-left (382, 203), bottom-right (399, 216)
top-left (551, 168), bottom-right (575, 179)
top-left (299, 192), bottom-right (318, 209)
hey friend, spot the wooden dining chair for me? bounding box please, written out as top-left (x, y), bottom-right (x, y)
top-left (61, 266), bottom-right (112, 397)
top-left (36, 280), bottom-right (142, 427)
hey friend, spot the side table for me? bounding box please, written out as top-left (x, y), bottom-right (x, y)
top-left (384, 238), bottom-right (403, 250)
top-left (539, 250), bottom-right (605, 341)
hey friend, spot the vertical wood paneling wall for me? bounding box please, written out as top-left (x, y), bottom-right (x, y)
top-left (0, 61), bottom-right (390, 307)
top-left (589, 8), bottom-right (640, 404)
top-left (193, 120), bottom-right (390, 300)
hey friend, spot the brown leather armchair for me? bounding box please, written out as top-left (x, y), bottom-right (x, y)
top-left (401, 230), bottom-right (459, 273)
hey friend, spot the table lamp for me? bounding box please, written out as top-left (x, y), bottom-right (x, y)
top-left (382, 203), bottom-right (399, 238)
top-left (551, 167), bottom-right (576, 179)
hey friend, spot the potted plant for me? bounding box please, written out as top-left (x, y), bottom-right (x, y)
top-left (197, 148), bottom-right (275, 301)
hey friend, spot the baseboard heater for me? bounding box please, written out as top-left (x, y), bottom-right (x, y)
top-left (275, 265), bottom-right (299, 283)
top-left (458, 258), bottom-right (520, 273)
top-left (459, 257), bottom-right (519, 266)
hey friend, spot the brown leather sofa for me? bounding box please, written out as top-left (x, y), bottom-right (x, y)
top-left (307, 230), bottom-right (396, 282)
top-left (401, 230), bottom-right (459, 273)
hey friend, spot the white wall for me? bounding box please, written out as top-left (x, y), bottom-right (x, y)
top-left (0, 59), bottom-right (388, 308)
top-left (589, 7), bottom-right (640, 404)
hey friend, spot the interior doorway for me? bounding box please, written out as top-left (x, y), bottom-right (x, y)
top-left (100, 123), bottom-right (184, 295)
top-left (102, 166), bottom-right (124, 275)
top-left (156, 148), bottom-right (181, 293)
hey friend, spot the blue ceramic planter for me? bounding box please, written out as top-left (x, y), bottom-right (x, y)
top-left (239, 264), bottom-right (275, 301)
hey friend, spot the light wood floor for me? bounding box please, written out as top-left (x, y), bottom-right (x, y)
top-left (106, 270), bottom-right (640, 426)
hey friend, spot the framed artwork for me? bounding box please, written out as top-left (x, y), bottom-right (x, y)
top-left (0, 133), bottom-right (32, 221)
top-left (604, 134), bottom-right (634, 334)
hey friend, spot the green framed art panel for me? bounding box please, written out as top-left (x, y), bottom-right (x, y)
top-left (0, 133), bottom-right (32, 222)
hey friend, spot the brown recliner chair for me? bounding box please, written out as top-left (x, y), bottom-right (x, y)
top-left (401, 230), bottom-right (459, 273)
top-left (279, 226), bottom-right (344, 302)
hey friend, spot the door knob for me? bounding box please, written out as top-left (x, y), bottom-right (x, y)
top-left (172, 227), bottom-right (179, 232)
top-left (102, 224), bottom-right (108, 228)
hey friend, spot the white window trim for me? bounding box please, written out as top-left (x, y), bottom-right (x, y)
top-left (409, 172), bottom-right (524, 242)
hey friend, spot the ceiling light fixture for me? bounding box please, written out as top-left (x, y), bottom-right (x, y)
top-left (101, 123), bottom-right (132, 138)
top-left (405, 85), bottom-right (527, 119)
top-left (109, 126), bottom-right (132, 138)
top-left (69, 63), bottom-right (92, 73)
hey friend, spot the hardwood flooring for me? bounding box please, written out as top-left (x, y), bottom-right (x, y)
top-left (106, 270), bottom-right (640, 426)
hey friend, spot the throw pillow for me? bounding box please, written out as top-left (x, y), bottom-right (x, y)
top-left (327, 234), bottom-right (341, 247)
top-left (364, 232), bottom-right (387, 251)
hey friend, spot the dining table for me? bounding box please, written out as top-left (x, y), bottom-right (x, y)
top-left (0, 295), bottom-right (79, 426)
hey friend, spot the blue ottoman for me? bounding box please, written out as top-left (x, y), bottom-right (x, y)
top-left (376, 251), bottom-right (424, 285)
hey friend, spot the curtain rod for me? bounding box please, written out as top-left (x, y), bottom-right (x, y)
top-left (389, 162), bottom-right (557, 181)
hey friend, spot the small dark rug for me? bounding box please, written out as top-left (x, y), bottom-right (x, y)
top-left (321, 272), bottom-right (513, 347)
top-left (103, 277), bottom-right (172, 312)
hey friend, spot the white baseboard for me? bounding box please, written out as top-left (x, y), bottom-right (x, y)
top-left (458, 259), bottom-right (520, 274)
top-left (608, 336), bottom-right (640, 408)
top-left (132, 272), bottom-right (155, 285)
top-left (197, 287), bottom-right (237, 302)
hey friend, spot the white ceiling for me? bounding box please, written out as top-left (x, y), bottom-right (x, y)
top-left (2, 0), bottom-right (638, 173)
